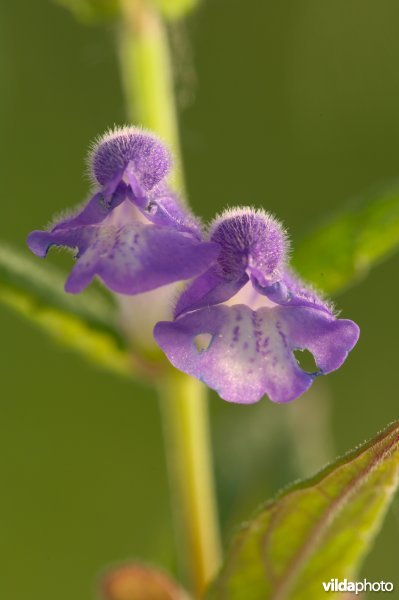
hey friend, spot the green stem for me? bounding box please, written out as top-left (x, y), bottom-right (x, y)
top-left (118, 0), bottom-right (185, 191)
top-left (159, 372), bottom-right (221, 595)
top-left (117, 1), bottom-right (221, 593)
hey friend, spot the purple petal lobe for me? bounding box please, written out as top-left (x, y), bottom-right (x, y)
top-left (254, 268), bottom-right (333, 314)
top-left (26, 187), bottom-right (130, 258)
top-left (27, 230), bottom-right (52, 258)
top-left (27, 227), bottom-right (94, 258)
top-left (174, 268), bottom-right (248, 318)
top-left (65, 222), bottom-right (220, 294)
top-left (54, 185), bottom-right (127, 232)
top-left (209, 207), bottom-right (289, 285)
top-left (154, 304), bottom-right (359, 404)
top-left (146, 186), bottom-right (203, 239)
top-left (128, 183), bottom-right (204, 239)
top-left (90, 127), bottom-right (170, 189)
top-left (279, 307), bottom-right (359, 373)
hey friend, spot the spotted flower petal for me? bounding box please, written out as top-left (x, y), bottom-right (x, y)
top-left (156, 206), bottom-right (359, 404)
top-left (64, 222), bottom-right (219, 294)
top-left (154, 304), bottom-right (359, 404)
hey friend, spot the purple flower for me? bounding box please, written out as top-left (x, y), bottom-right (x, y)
top-left (27, 127), bottom-right (218, 294)
top-left (154, 208), bottom-right (360, 404)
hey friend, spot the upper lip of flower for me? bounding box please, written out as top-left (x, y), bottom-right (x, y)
top-left (174, 207), bottom-right (289, 318)
top-left (174, 207), bottom-right (335, 319)
top-left (89, 126), bottom-right (171, 191)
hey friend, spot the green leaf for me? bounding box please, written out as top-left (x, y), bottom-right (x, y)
top-left (0, 243), bottom-right (133, 377)
top-left (54, 0), bottom-right (119, 24)
top-left (207, 421), bottom-right (399, 600)
top-left (293, 183), bottom-right (399, 294)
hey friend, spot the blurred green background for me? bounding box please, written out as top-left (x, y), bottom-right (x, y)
top-left (1, 1), bottom-right (399, 598)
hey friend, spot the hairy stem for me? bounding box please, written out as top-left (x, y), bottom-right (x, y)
top-left (159, 372), bottom-right (221, 595)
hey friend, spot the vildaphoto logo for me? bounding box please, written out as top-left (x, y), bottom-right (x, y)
top-left (322, 579), bottom-right (394, 594)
